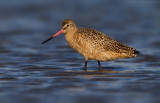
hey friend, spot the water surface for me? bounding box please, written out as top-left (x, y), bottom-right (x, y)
top-left (0, 0), bottom-right (160, 103)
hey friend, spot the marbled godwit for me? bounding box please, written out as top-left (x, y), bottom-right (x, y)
top-left (42, 19), bottom-right (139, 71)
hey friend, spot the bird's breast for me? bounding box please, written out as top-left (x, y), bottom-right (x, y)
top-left (65, 33), bottom-right (78, 50)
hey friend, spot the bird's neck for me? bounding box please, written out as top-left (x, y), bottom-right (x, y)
top-left (65, 27), bottom-right (77, 37)
top-left (65, 28), bottom-right (77, 45)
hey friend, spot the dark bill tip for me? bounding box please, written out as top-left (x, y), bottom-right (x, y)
top-left (41, 37), bottom-right (53, 44)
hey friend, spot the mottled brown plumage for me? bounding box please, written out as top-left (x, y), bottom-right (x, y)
top-left (42, 19), bottom-right (139, 71)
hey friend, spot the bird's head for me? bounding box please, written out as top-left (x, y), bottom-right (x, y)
top-left (41, 19), bottom-right (76, 44)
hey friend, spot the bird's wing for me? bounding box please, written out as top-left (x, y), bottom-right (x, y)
top-left (75, 28), bottom-right (137, 56)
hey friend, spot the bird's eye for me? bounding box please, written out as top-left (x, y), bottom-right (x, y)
top-left (66, 24), bottom-right (69, 27)
top-left (63, 24), bottom-right (70, 30)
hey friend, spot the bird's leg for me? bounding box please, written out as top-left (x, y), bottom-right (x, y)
top-left (97, 60), bottom-right (102, 70)
top-left (83, 60), bottom-right (88, 71)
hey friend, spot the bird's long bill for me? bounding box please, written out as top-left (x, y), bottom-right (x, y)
top-left (41, 29), bottom-right (64, 44)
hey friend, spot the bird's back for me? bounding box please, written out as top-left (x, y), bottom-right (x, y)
top-left (73, 28), bottom-right (139, 60)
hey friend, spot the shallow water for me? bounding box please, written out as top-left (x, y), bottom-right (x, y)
top-left (0, 0), bottom-right (160, 103)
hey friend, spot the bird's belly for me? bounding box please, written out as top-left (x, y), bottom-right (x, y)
top-left (81, 51), bottom-right (128, 61)
top-left (86, 52), bottom-right (112, 61)
top-left (68, 42), bottom-right (118, 61)
top-left (67, 41), bottom-right (96, 60)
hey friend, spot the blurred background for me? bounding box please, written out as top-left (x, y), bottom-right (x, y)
top-left (0, 0), bottom-right (160, 103)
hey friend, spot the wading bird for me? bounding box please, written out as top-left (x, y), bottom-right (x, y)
top-left (42, 19), bottom-right (139, 71)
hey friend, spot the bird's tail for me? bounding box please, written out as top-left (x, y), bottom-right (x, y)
top-left (133, 50), bottom-right (140, 54)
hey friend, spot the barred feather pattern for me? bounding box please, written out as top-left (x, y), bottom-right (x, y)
top-left (74, 28), bottom-right (138, 58)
